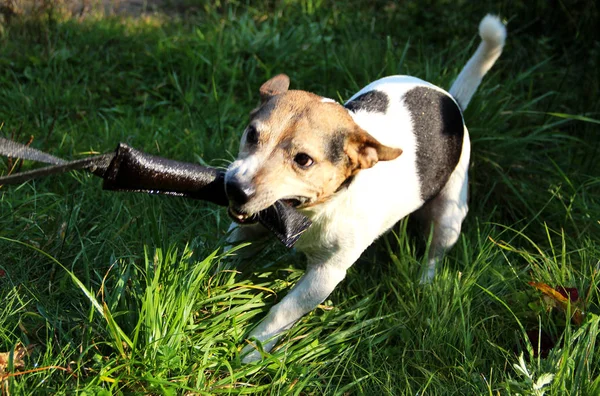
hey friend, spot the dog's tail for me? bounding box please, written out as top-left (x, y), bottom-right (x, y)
top-left (449, 14), bottom-right (506, 110)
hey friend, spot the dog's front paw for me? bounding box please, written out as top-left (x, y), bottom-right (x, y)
top-left (240, 333), bottom-right (282, 364)
top-left (419, 257), bottom-right (439, 284)
top-left (419, 268), bottom-right (436, 284)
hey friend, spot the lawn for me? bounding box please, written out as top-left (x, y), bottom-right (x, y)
top-left (0, 0), bottom-right (599, 394)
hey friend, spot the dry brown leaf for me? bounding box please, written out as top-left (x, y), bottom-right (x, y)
top-left (0, 343), bottom-right (34, 376)
top-left (529, 282), bottom-right (584, 325)
top-left (529, 282), bottom-right (570, 305)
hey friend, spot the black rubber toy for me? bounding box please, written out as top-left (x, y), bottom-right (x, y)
top-left (0, 138), bottom-right (311, 248)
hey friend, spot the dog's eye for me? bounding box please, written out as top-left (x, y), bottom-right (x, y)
top-left (294, 153), bottom-right (314, 168)
top-left (246, 125), bottom-right (259, 145)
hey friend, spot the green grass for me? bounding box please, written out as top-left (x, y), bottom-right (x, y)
top-left (0, 1), bottom-right (599, 394)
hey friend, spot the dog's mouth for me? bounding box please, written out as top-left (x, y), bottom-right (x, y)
top-left (228, 196), bottom-right (309, 224)
top-left (228, 206), bottom-right (257, 225)
top-left (281, 195), bottom-right (312, 209)
top-left (281, 197), bottom-right (303, 208)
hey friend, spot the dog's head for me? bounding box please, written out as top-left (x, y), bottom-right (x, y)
top-left (225, 74), bottom-right (403, 223)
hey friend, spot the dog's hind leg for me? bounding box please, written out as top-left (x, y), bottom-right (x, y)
top-left (416, 132), bottom-right (470, 283)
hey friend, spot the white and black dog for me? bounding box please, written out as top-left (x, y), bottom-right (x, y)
top-left (224, 15), bottom-right (506, 362)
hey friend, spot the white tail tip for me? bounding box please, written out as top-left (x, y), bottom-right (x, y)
top-left (449, 14), bottom-right (507, 110)
top-left (479, 14), bottom-right (506, 48)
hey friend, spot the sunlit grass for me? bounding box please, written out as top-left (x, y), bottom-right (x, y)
top-left (0, 1), bottom-right (599, 394)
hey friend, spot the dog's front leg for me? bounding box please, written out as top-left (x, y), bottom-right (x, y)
top-left (241, 251), bottom-right (355, 363)
top-left (224, 221), bottom-right (269, 257)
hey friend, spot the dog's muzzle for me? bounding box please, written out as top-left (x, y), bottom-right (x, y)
top-left (225, 180), bottom-right (255, 206)
top-left (225, 179), bottom-right (258, 223)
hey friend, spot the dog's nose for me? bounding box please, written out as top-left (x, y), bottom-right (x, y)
top-left (225, 181), bottom-right (255, 205)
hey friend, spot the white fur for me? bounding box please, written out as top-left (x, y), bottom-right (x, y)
top-left (234, 15), bottom-right (505, 363)
top-left (321, 97), bottom-right (337, 103)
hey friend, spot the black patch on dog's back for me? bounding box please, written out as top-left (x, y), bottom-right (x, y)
top-left (326, 131), bottom-right (346, 164)
top-left (345, 90), bottom-right (389, 113)
top-left (403, 87), bottom-right (464, 202)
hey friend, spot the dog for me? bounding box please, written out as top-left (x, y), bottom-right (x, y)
top-left (224, 15), bottom-right (506, 363)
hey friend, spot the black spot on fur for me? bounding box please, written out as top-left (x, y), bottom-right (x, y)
top-left (403, 87), bottom-right (464, 202)
top-left (345, 90), bottom-right (389, 113)
top-left (326, 131), bottom-right (346, 164)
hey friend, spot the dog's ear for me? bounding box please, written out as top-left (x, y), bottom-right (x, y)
top-left (346, 128), bottom-right (403, 171)
top-left (260, 74), bottom-right (290, 102)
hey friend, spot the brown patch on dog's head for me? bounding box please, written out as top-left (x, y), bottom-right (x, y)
top-left (225, 74), bottom-right (402, 220)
